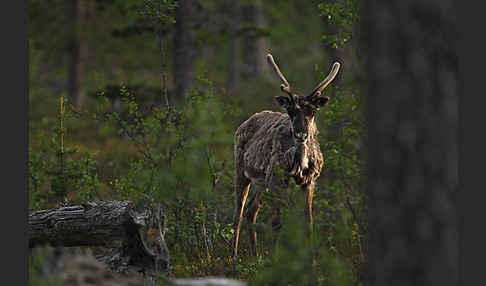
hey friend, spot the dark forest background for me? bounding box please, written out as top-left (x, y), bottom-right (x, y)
top-left (28, 0), bottom-right (457, 285)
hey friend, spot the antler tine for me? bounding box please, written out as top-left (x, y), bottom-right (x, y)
top-left (267, 54), bottom-right (293, 96)
top-left (309, 62), bottom-right (341, 98)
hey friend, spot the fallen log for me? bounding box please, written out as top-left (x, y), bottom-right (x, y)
top-left (29, 200), bottom-right (170, 280)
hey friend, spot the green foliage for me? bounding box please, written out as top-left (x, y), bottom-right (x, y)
top-left (28, 0), bottom-right (365, 283)
top-left (29, 248), bottom-right (61, 286)
top-left (237, 24), bottom-right (271, 39)
top-left (29, 97), bottom-right (103, 210)
top-left (139, 0), bottom-right (178, 27)
top-left (246, 177), bottom-right (359, 286)
top-left (29, 90), bottom-right (365, 282)
top-left (318, 0), bottom-right (361, 49)
top-left (83, 77), bottom-right (234, 205)
top-left (315, 85), bottom-right (366, 283)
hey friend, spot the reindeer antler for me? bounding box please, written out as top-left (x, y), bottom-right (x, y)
top-left (309, 62), bottom-right (341, 98)
top-left (267, 54), bottom-right (293, 97)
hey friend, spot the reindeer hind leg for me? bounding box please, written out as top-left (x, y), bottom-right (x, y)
top-left (246, 187), bottom-right (264, 257)
top-left (233, 173), bottom-right (251, 259)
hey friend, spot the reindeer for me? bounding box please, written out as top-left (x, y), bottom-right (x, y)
top-left (232, 54), bottom-right (340, 258)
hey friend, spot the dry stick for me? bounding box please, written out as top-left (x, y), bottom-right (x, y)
top-left (59, 97), bottom-right (67, 203)
top-left (201, 222), bottom-right (211, 261)
top-left (118, 122), bottom-right (154, 163)
top-left (155, 202), bottom-right (167, 275)
top-left (69, 105), bottom-right (154, 165)
top-left (86, 157), bottom-right (103, 201)
top-left (159, 0), bottom-right (170, 110)
top-left (204, 149), bottom-right (223, 258)
top-left (344, 189), bottom-right (366, 262)
top-left (344, 189), bottom-right (365, 233)
top-left (356, 229), bottom-right (365, 262)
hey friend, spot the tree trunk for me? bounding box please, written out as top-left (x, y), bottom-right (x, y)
top-left (173, 0), bottom-right (196, 104)
top-left (29, 201), bottom-right (170, 279)
top-left (240, 0), bottom-right (266, 80)
top-left (365, 1), bottom-right (458, 285)
top-left (226, 0), bottom-right (240, 93)
top-left (68, 0), bottom-right (86, 107)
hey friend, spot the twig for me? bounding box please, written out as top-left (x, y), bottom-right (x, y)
top-left (58, 97), bottom-right (67, 203)
top-left (157, 0), bottom-right (170, 109)
top-left (344, 189), bottom-right (365, 233)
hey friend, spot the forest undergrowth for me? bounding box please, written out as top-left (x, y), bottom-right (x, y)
top-left (29, 75), bottom-right (365, 285)
top-left (29, 1), bottom-right (364, 285)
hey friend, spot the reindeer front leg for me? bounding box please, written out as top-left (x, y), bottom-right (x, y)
top-left (303, 182), bottom-right (315, 229)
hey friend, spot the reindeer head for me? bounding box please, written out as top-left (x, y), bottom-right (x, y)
top-left (267, 54), bottom-right (341, 143)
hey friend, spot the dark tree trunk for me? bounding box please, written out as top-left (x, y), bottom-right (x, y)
top-left (226, 0), bottom-right (240, 93)
top-left (68, 0), bottom-right (86, 107)
top-left (240, 0), bottom-right (266, 80)
top-left (173, 0), bottom-right (196, 104)
top-left (365, 1), bottom-right (458, 286)
top-left (29, 201), bottom-right (171, 280)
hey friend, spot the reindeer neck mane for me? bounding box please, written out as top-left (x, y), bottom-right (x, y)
top-left (280, 115), bottom-right (322, 183)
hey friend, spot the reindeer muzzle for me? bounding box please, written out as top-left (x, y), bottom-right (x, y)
top-left (294, 132), bottom-right (308, 142)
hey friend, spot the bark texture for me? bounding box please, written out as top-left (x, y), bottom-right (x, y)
top-left (365, 0), bottom-right (458, 285)
top-left (29, 201), bottom-right (170, 280)
top-left (68, 0), bottom-right (87, 107)
top-left (226, 0), bottom-right (240, 93)
top-left (240, 0), bottom-right (266, 80)
top-left (173, 0), bottom-right (196, 104)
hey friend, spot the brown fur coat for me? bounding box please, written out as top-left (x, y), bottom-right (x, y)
top-left (234, 111), bottom-right (324, 189)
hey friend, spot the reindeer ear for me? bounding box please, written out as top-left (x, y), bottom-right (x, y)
top-left (311, 96), bottom-right (330, 109)
top-left (275, 96), bottom-right (291, 109)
